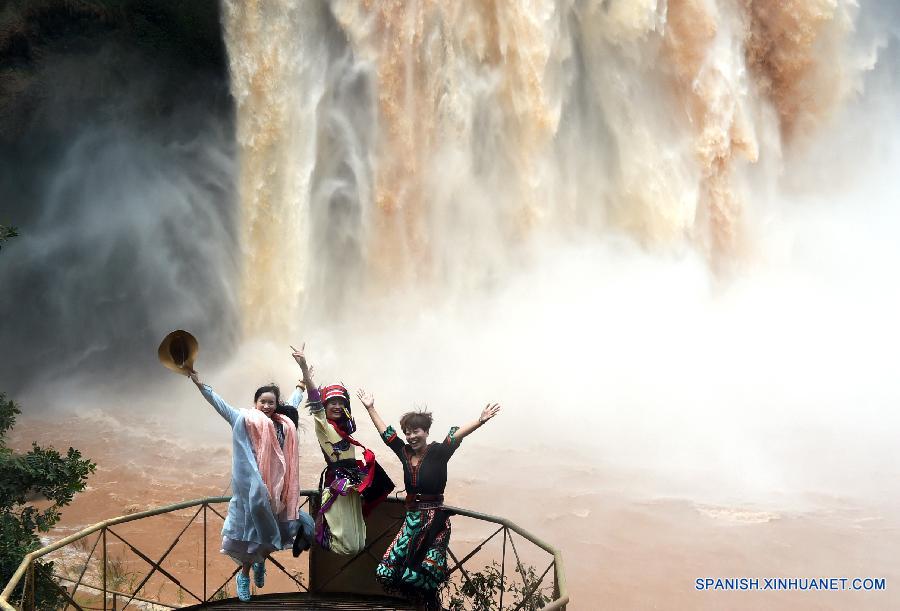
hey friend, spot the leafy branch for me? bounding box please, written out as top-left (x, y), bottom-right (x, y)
top-left (445, 561), bottom-right (553, 611)
top-left (0, 224), bottom-right (17, 250)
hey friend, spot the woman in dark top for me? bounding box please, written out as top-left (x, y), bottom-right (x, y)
top-left (357, 389), bottom-right (500, 610)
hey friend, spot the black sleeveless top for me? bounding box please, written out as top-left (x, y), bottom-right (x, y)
top-left (381, 425), bottom-right (461, 495)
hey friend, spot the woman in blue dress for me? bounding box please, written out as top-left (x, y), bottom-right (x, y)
top-left (189, 370), bottom-right (314, 602)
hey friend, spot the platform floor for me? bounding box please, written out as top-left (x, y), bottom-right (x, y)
top-left (181, 592), bottom-right (418, 610)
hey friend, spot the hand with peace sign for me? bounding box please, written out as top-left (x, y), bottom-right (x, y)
top-left (291, 343), bottom-right (308, 371)
top-left (291, 342), bottom-right (317, 392)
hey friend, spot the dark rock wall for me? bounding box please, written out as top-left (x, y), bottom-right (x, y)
top-left (0, 0), bottom-right (239, 396)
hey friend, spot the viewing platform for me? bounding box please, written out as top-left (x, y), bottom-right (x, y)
top-left (1, 492), bottom-right (568, 610)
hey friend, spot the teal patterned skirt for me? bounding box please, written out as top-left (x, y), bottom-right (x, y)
top-left (376, 508), bottom-right (451, 606)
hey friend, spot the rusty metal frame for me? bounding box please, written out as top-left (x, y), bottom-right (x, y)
top-left (120, 504), bottom-right (204, 609)
top-left (105, 528), bottom-right (203, 603)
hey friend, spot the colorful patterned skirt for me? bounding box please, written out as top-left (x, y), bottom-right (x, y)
top-left (376, 508), bottom-right (451, 608)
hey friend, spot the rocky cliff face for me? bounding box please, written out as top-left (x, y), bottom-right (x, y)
top-left (0, 1), bottom-right (238, 393)
top-left (0, 0), bottom-right (228, 143)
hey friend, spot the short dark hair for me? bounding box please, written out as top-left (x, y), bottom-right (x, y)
top-left (254, 383), bottom-right (281, 404)
top-left (400, 410), bottom-right (433, 433)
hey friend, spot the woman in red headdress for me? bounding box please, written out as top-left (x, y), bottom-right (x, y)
top-left (291, 344), bottom-right (393, 555)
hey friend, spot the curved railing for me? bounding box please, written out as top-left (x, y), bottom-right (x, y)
top-left (1, 492), bottom-right (568, 610)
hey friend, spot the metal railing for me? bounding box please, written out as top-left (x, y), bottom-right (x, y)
top-left (1, 493), bottom-right (567, 610)
top-left (441, 504), bottom-right (569, 611)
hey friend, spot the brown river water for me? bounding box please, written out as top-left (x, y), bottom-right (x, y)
top-left (11, 410), bottom-right (899, 610)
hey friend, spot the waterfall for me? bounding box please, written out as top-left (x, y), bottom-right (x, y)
top-left (207, 1), bottom-right (900, 505)
top-left (1, 0), bottom-right (897, 505)
top-left (223, 0), bottom-right (861, 334)
top-left (221, 1), bottom-right (330, 337)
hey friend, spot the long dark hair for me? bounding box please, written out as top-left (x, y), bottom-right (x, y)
top-left (254, 384), bottom-right (281, 404)
top-left (275, 402), bottom-right (300, 427)
top-left (256, 383), bottom-right (302, 428)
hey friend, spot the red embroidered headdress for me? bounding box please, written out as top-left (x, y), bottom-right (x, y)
top-left (320, 383), bottom-right (356, 434)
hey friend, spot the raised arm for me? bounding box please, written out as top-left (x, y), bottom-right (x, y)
top-left (291, 343), bottom-right (316, 393)
top-left (454, 403), bottom-right (501, 442)
top-left (356, 389), bottom-right (387, 436)
top-left (288, 379), bottom-right (305, 408)
top-left (292, 344), bottom-right (327, 435)
top-left (188, 369), bottom-right (203, 390)
top-left (188, 370), bottom-right (240, 426)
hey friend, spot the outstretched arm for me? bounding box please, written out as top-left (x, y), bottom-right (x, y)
top-left (188, 369), bottom-right (239, 426)
top-left (188, 370), bottom-right (203, 389)
top-left (357, 389), bottom-right (387, 436)
top-left (291, 343), bottom-right (316, 394)
top-left (454, 403), bottom-right (501, 442)
top-left (289, 379), bottom-right (305, 408)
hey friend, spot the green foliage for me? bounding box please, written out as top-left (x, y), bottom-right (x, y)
top-left (104, 553), bottom-right (137, 593)
top-left (445, 560), bottom-right (553, 611)
top-left (0, 393), bottom-right (96, 609)
top-left (211, 583), bottom-right (230, 601)
top-left (0, 225), bottom-right (17, 250)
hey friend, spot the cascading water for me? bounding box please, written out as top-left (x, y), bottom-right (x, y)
top-left (221, 1), bottom-right (330, 337)
top-left (206, 0), bottom-right (900, 504)
top-left (222, 0), bottom-right (864, 337)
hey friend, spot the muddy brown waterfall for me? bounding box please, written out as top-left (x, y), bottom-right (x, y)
top-left (222, 0), bottom-right (860, 337)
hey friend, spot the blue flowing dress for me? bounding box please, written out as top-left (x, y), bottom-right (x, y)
top-left (199, 384), bottom-right (315, 563)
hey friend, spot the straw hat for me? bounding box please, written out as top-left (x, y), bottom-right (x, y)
top-left (157, 330), bottom-right (199, 375)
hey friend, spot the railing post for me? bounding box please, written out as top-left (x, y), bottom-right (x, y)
top-left (102, 527), bottom-right (108, 611)
top-left (553, 565), bottom-right (560, 600)
top-left (203, 503), bottom-right (207, 602)
top-left (500, 528), bottom-right (508, 610)
top-left (111, 592), bottom-right (117, 611)
top-left (23, 564), bottom-right (34, 611)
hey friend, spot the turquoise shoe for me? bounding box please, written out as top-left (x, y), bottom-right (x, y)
top-left (236, 573), bottom-right (251, 602)
top-left (252, 561), bottom-right (266, 588)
